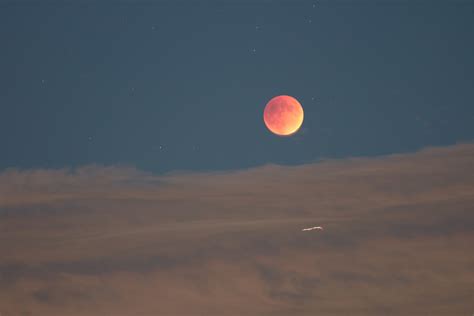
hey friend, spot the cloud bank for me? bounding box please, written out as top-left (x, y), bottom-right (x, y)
top-left (1, 144), bottom-right (473, 316)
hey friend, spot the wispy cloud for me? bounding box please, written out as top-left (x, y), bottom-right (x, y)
top-left (1, 144), bottom-right (473, 316)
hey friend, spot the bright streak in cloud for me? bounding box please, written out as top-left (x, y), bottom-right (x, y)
top-left (302, 226), bottom-right (323, 231)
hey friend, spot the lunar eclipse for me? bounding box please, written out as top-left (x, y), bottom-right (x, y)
top-left (263, 95), bottom-right (304, 136)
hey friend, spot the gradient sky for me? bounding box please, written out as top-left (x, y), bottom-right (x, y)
top-left (1, 0), bottom-right (473, 172)
top-left (1, 1), bottom-right (474, 315)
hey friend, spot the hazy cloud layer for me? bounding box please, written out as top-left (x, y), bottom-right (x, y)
top-left (1, 144), bottom-right (474, 316)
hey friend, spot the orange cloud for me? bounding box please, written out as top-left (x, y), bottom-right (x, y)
top-left (1, 144), bottom-right (473, 315)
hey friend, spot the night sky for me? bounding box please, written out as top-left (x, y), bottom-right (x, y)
top-left (1, 1), bottom-right (474, 316)
top-left (2, 0), bottom-right (473, 172)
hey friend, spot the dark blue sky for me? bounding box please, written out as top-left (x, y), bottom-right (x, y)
top-left (1, 0), bottom-right (473, 172)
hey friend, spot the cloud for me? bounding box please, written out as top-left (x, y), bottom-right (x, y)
top-left (0, 144), bottom-right (473, 315)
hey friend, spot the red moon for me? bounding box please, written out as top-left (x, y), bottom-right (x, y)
top-left (263, 95), bottom-right (304, 136)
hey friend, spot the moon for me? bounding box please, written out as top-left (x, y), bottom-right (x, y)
top-left (263, 95), bottom-right (304, 136)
